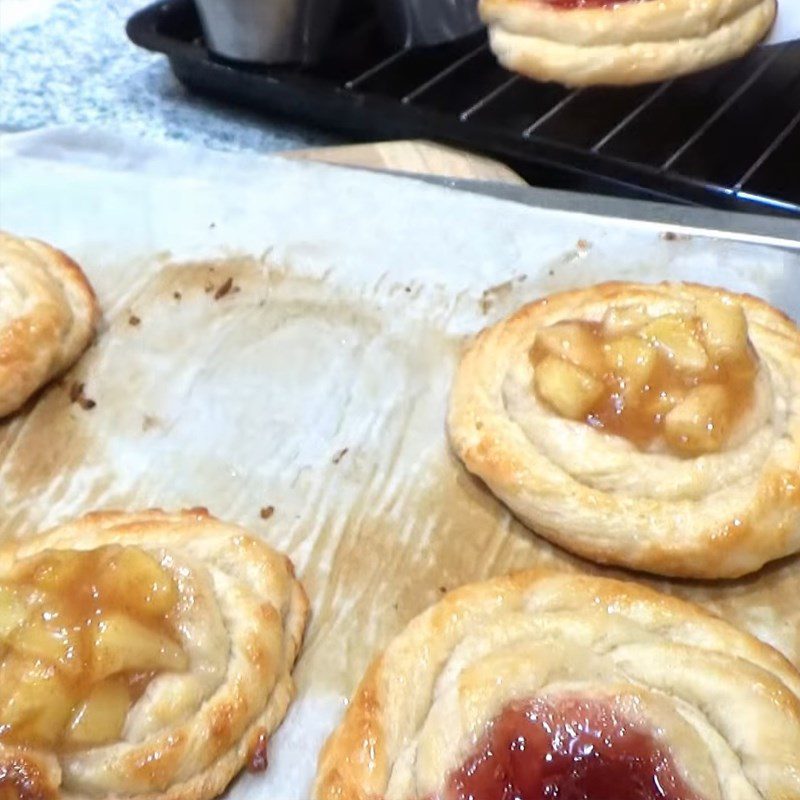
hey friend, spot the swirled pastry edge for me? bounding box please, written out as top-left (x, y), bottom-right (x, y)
top-left (480, 0), bottom-right (777, 86)
top-left (313, 568), bottom-right (800, 799)
top-left (0, 231), bottom-right (100, 418)
top-left (0, 508), bottom-right (309, 800)
top-left (447, 281), bottom-right (800, 578)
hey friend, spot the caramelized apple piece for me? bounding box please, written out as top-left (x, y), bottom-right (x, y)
top-left (645, 388), bottom-right (684, 420)
top-left (529, 301), bottom-right (755, 453)
top-left (639, 315), bottom-right (709, 373)
top-left (697, 299), bottom-right (748, 362)
top-left (65, 678), bottom-right (131, 747)
top-left (0, 657), bottom-right (76, 745)
top-left (604, 336), bottom-right (656, 397)
top-left (534, 356), bottom-right (604, 420)
top-left (0, 547), bottom-right (190, 751)
top-left (534, 322), bottom-right (604, 376)
top-left (725, 352), bottom-right (758, 384)
top-left (0, 585), bottom-right (26, 641)
top-left (601, 304), bottom-right (649, 337)
top-left (9, 616), bottom-right (83, 678)
top-left (90, 612), bottom-right (187, 681)
top-left (29, 549), bottom-right (84, 592)
top-left (98, 547), bottom-right (179, 618)
top-left (664, 385), bottom-right (730, 455)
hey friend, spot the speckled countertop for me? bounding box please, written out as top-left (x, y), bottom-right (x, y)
top-left (0, 0), bottom-right (339, 152)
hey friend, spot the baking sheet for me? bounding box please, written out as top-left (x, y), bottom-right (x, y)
top-left (0, 128), bottom-right (799, 797)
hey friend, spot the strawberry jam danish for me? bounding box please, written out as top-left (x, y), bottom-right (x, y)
top-left (480, 0), bottom-right (778, 85)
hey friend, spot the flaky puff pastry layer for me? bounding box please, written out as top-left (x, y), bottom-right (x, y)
top-left (480, 0), bottom-right (776, 86)
top-left (313, 571), bottom-right (800, 800)
top-left (0, 509), bottom-right (308, 800)
top-left (0, 231), bottom-right (99, 418)
top-left (448, 282), bottom-right (800, 579)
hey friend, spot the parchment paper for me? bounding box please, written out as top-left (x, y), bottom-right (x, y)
top-left (0, 128), bottom-right (798, 798)
top-left (767, 1), bottom-right (800, 44)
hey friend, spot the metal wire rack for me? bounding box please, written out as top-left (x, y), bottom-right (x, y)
top-left (128, 0), bottom-right (800, 217)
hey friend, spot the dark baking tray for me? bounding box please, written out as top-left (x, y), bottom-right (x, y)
top-left (127, 0), bottom-right (800, 218)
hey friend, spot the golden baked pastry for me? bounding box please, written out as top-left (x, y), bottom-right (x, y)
top-left (0, 509), bottom-right (308, 800)
top-left (480, 0), bottom-right (777, 86)
top-left (0, 231), bottom-right (99, 418)
top-left (448, 282), bottom-right (800, 578)
top-left (314, 570), bottom-right (800, 800)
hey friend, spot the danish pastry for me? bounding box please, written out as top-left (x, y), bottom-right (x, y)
top-left (448, 281), bottom-right (800, 578)
top-left (0, 509), bottom-right (308, 800)
top-left (0, 231), bottom-right (99, 418)
top-left (480, 0), bottom-right (777, 86)
top-left (314, 570), bottom-right (800, 799)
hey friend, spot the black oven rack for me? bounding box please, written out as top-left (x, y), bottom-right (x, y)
top-left (128, 0), bottom-right (800, 217)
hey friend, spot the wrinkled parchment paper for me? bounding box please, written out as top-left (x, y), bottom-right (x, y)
top-left (1, 129), bottom-right (798, 798)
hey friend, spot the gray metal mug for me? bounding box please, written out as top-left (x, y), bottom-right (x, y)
top-left (375, 0), bottom-right (483, 47)
top-left (195, 0), bottom-right (341, 64)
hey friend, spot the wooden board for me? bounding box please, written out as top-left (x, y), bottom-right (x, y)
top-left (283, 139), bottom-right (526, 184)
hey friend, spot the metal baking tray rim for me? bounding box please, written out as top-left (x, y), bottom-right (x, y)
top-left (414, 174), bottom-right (800, 251)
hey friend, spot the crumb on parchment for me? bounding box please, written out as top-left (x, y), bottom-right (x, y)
top-left (332, 448), bottom-right (349, 464)
top-left (214, 277), bottom-right (234, 300)
top-left (69, 382), bottom-right (96, 410)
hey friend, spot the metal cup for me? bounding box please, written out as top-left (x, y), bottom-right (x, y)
top-left (375, 0), bottom-right (483, 47)
top-left (195, 0), bottom-right (341, 64)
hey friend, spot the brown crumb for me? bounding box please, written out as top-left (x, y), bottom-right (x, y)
top-left (69, 382), bottom-right (96, 411)
top-left (187, 506), bottom-right (210, 519)
top-left (660, 230), bottom-right (690, 241)
top-left (247, 731), bottom-right (269, 773)
top-left (439, 586), bottom-right (447, 594)
top-left (480, 278), bottom-right (516, 314)
top-left (173, 291), bottom-right (182, 301)
top-left (214, 277), bottom-right (234, 300)
top-left (128, 314), bottom-right (141, 327)
top-left (142, 414), bottom-right (160, 432)
top-left (260, 506), bottom-right (275, 520)
top-left (332, 447), bottom-right (349, 464)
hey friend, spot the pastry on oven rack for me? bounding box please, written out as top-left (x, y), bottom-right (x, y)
top-left (0, 509), bottom-right (308, 800)
top-left (480, 0), bottom-right (777, 86)
top-left (0, 231), bottom-right (99, 418)
top-left (314, 570), bottom-right (800, 799)
top-left (448, 282), bottom-right (800, 578)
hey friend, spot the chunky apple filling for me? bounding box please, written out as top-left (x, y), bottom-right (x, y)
top-left (0, 546), bottom-right (188, 751)
top-left (530, 299), bottom-right (758, 455)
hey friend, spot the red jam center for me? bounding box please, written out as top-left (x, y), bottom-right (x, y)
top-left (544, 0), bottom-right (646, 8)
top-left (443, 697), bottom-right (702, 800)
